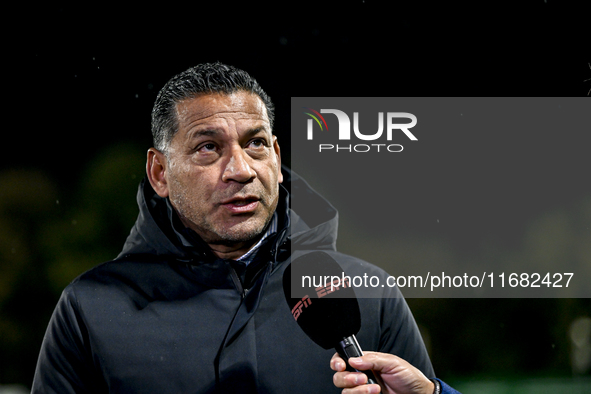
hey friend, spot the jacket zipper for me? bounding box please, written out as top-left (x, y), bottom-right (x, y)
top-left (229, 266), bottom-right (247, 299)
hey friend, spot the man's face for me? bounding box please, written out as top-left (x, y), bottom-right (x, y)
top-left (153, 91), bottom-right (282, 250)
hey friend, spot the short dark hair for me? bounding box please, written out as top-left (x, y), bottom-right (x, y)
top-left (151, 62), bottom-right (275, 153)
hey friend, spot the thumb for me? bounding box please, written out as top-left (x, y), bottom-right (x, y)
top-left (348, 352), bottom-right (436, 394)
top-left (348, 352), bottom-right (404, 374)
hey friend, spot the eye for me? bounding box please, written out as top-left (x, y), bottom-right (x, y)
top-left (248, 138), bottom-right (267, 148)
top-left (197, 142), bottom-right (217, 152)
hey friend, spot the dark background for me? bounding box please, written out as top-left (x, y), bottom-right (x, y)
top-left (2, 1), bottom-right (590, 391)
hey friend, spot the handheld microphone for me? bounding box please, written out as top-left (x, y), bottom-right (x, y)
top-left (282, 251), bottom-right (379, 387)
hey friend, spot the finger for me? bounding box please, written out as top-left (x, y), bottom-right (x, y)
top-left (342, 383), bottom-right (382, 394)
top-left (330, 352), bottom-right (347, 371)
top-left (332, 371), bottom-right (368, 388)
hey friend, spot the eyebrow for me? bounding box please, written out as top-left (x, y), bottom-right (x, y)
top-left (188, 129), bottom-right (220, 139)
top-left (243, 127), bottom-right (271, 139)
top-left (188, 126), bottom-right (270, 141)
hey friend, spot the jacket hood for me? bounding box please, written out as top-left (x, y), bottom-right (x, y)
top-left (117, 166), bottom-right (339, 261)
top-left (286, 168), bottom-right (338, 251)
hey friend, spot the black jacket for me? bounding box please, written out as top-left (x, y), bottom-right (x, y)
top-left (32, 167), bottom-right (434, 393)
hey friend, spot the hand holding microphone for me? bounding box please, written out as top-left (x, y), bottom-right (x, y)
top-left (331, 351), bottom-right (437, 394)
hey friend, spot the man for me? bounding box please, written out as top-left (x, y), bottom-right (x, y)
top-left (32, 63), bottom-right (451, 393)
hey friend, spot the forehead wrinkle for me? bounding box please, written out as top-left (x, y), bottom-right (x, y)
top-left (173, 92), bottom-right (270, 146)
top-left (182, 110), bottom-right (265, 132)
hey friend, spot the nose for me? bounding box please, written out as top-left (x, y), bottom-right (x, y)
top-left (221, 146), bottom-right (256, 183)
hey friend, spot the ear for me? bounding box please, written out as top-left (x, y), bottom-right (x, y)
top-left (146, 148), bottom-right (169, 197)
top-left (273, 136), bottom-right (283, 184)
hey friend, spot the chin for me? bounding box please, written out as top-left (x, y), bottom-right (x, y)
top-left (216, 219), bottom-right (269, 244)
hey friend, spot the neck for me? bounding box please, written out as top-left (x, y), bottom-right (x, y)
top-left (207, 240), bottom-right (257, 260)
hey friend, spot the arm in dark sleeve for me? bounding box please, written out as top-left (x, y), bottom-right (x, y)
top-left (32, 287), bottom-right (104, 393)
top-left (433, 378), bottom-right (463, 394)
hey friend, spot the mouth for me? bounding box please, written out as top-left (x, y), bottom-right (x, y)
top-left (220, 196), bottom-right (261, 214)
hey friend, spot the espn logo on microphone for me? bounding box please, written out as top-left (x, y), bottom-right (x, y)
top-left (291, 295), bottom-right (311, 321)
top-left (315, 276), bottom-right (352, 298)
top-left (290, 277), bottom-right (352, 321)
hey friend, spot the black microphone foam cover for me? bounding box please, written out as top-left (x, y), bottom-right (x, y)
top-left (283, 251), bottom-right (361, 349)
